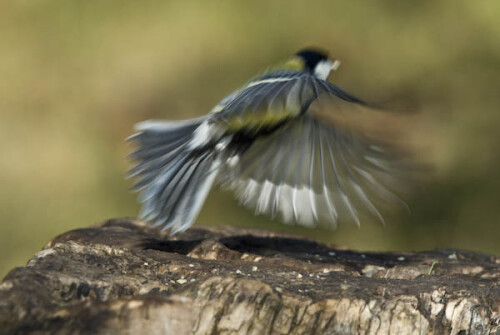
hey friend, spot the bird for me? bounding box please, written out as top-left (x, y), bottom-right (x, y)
top-left (128, 48), bottom-right (410, 234)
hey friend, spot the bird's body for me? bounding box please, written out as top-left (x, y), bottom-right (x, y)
top-left (129, 48), bottom-right (408, 233)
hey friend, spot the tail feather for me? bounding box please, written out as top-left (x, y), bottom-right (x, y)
top-left (161, 153), bottom-right (220, 233)
top-left (129, 144), bottom-right (188, 184)
top-left (129, 117), bottom-right (219, 233)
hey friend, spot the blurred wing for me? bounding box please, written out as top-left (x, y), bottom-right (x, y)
top-left (220, 114), bottom-right (409, 228)
top-left (209, 71), bottom-right (367, 133)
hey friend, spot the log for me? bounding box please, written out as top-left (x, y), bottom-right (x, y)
top-left (0, 218), bottom-right (498, 335)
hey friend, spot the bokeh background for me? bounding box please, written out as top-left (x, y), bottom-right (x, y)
top-left (1, 0), bottom-right (499, 279)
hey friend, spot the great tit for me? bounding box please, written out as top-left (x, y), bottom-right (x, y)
top-left (129, 48), bottom-right (408, 233)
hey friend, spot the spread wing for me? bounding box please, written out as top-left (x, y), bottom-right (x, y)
top-left (209, 71), bottom-right (366, 133)
top-left (219, 112), bottom-right (410, 228)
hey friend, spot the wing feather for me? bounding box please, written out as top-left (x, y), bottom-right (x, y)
top-left (209, 69), bottom-right (410, 227)
top-left (209, 71), bottom-right (366, 133)
top-left (220, 115), bottom-right (407, 228)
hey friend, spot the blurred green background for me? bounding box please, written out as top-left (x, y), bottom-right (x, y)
top-left (1, 0), bottom-right (499, 279)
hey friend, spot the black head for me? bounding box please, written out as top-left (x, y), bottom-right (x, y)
top-left (295, 48), bottom-right (329, 71)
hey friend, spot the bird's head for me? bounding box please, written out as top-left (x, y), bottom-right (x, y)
top-left (284, 48), bottom-right (340, 80)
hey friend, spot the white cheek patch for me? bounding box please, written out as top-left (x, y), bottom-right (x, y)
top-left (314, 60), bottom-right (341, 80)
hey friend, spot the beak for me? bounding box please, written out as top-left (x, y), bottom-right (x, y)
top-left (331, 60), bottom-right (341, 71)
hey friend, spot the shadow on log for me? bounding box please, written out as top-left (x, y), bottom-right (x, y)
top-left (0, 218), bottom-right (498, 334)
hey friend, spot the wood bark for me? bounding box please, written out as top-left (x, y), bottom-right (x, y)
top-left (0, 218), bottom-right (498, 334)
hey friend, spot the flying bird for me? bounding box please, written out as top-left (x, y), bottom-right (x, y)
top-left (128, 48), bottom-right (409, 233)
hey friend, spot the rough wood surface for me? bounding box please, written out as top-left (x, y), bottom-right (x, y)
top-left (0, 218), bottom-right (498, 335)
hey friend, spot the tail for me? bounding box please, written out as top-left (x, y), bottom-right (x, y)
top-left (128, 117), bottom-right (220, 233)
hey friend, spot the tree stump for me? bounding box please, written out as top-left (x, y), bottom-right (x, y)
top-left (0, 218), bottom-right (498, 334)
